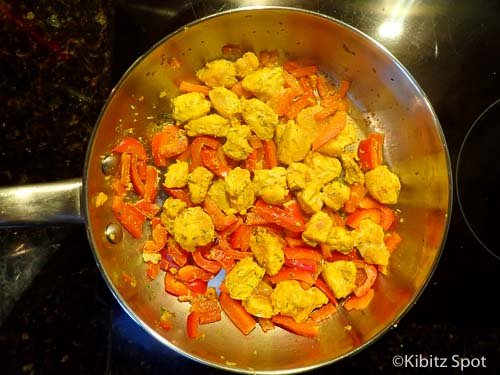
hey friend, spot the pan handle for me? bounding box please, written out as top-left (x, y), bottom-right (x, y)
top-left (0, 179), bottom-right (83, 227)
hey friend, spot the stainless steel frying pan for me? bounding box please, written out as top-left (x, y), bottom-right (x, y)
top-left (0, 7), bottom-right (451, 374)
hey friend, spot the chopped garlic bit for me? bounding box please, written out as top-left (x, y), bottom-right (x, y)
top-left (95, 192), bottom-right (108, 207)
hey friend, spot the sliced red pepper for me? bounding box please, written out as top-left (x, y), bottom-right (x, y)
top-left (315, 277), bottom-right (338, 305)
top-left (253, 199), bottom-right (305, 233)
top-left (111, 196), bottom-right (146, 239)
top-left (152, 125), bottom-right (188, 167)
top-left (152, 223), bottom-right (167, 249)
top-left (284, 246), bottom-right (323, 262)
top-left (289, 65), bottom-right (319, 78)
top-left (176, 265), bottom-right (213, 283)
top-left (378, 204), bottom-right (395, 231)
top-left (164, 272), bottom-right (189, 296)
top-left (166, 238), bottom-right (188, 267)
top-left (343, 183), bottom-right (368, 213)
top-left (286, 94), bottom-right (313, 119)
top-left (203, 197), bottom-right (238, 231)
top-left (146, 262), bottom-right (160, 280)
top-left (312, 110), bottom-right (347, 151)
top-left (143, 165), bottom-right (158, 203)
top-left (345, 208), bottom-right (382, 228)
top-left (219, 292), bottom-right (256, 335)
top-left (354, 264), bottom-right (378, 297)
top-left (119, 153), bottom-right (131, 188)
top-left (267, 267), bottom-right (317, 285)
top-left (385, 232), bottom-right (402, 253)
top-left (357, 133), bottom-right (384, 171)
top-left (112, 136), bottom-right (148, 160)
top-left (200, 145), bottom-right (230, 178)
top-left (192, 250), bottom-right (222, 274)
top-left (284, 258), bottom-right (318, 273)
top-left (271, 314), bottom-right (319, 339)
top-left (130, 154), bottom-right (145, 196)
top-left (134, 199), bottom-right (160, 219)
top-left (337, 79), bottom-right (351, 99)
top-left (283, 199), bottom-right (306, 227)
top-left (186, 279), bottom-right (208, 296)
top-left (186, 311), bottom-right (200, 338)
top-left (162, 186), bottom-right (193, 206)
top-left (309, 303), bottom-right (337, 323)
top-left (262, 139), bottom-right (279, 169)
top-left (245, 211), bottom-right (272, 226)
top-left (230, 223), bottom-right (252, 251)
top-left (209, 246), bottom-right (235, 269)
top-left (344, 288), bottom-right (375, 311)
top-left (190, 136), bottom-right (221, 171)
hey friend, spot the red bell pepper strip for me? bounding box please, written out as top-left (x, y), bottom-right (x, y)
top-left (271, 314), bottom-right (319, 339)
top-left (190, 136), bottom-right (221, 171)
top-left (343, 183), bottom-right (368, 213)
top-left (219, 292), bottom-right (256, 335)
top-left (314, 277), bottom-right (338, 305)
top-left (200, 145), bottom-right (230, 178)
top-left (134, 199), bottom-right (160, 219)
top-left (284, 246), bottom-right (322, 262)
top-left (162, 186), bottom-right (193, 207)
top-left (164, 272), bottom-right (189, 296)
top-left (143, 166), bottom-right (158, 203)
top-left (130, 154), bottom-right (145, 196)
top-left (288, 65), bottom-right (319, 78)
top-left (146, 262), bottom-right (160, 280)
top-left (283, 199), bottom-right (306, 227)
top-left (192, 250), bottom-right (222, 274)
top-left (203, 197), bottom-right (238, 231)
top-left (262, 139), bottom-right (279, 169)
top-left (312, 110), bottom-right (347, 151)
top-left (354, 265), bottom-right (378, 297)
top-left (357, 133), bottom-right (384, 171)
top-left (230, 223), bottom-right (252, 251)
top-left (176, 265), bottom-right (213, 283)
top-left (345, 208), bottom-right (382, 228)
top-left (253, 199), bottom-right (305, 233)
top-left (267, 267), bottom-right (317, 285)
top-left (111, 196), bottom-right (146, 239)
top-left (385, 232), bottom-right (402, 253)
top-left (186, 279), bottom-right (208, 296)
top-left (112, 136), bottom-right (148, 160)
top-left (284, 258), bottom-right (318, 273)
top-left (337, 79), bottom-right (351, 99)
top-left (152, 125), bottom-right (188, 167)
top-left (209, 247), bottom-right (235, 269)
top-left (286, 94), bottom-right (313, 120)
top-left (344, 288), bottom-right (375, 311)
top-left (119, 153), bottom-right (131, 188)
top-left (309, 303), bottom-right (337, 323)
top-left (186, 311), bottom-right (200, 338)
top-left (151, 223), bottom-right (167, 249)
top-left (166, 238), bottom-right (188, 267)
top-left (179, 81), bottom-right (211, 96)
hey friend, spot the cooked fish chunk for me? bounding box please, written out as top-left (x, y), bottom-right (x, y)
top-left (317, 115), bottom-right (357, 156)
top-left (321, 260), bottom-right (357, 299)
top-left (208, 87), bottom-right (242, 118)
top-left (325, 226), bottom-right (355, 254)
top-left (364, 165), bottom-right (401, 205)
top-left (270, 280), bottom-right (328, 323)
top-left (187, 166), bottom-right (214, 205)
top-left (241, 98), bottom-right (279, 140)
top-left (302, 211), bottom-right (333, 246)
top-left (321, 180), bottom-right (350, 211)
top-left (207, 179), bottom-right (232, 214)
top-left (171, 92), bottom-right (211, 123)
top-left (297, 184), bottom-right (323, 214)
top-left (160, 197), bottom-right (186, 234)
top-left (196, 59), bottom-right (238, 88)
top-left (286, 162), bottom-right (312, 191)
top-left (340, 152), bottom-right (364, 185)
top-left (241, 66), bottom-right (285, 101)
top-left (225, 257), bottom-right (265, 300)
top-left (235, 52), bottom-right (260, 78)
top-left (353, 219), bottom-right (390, 266)
top-left (253, 167), bottom-right (288, 205)
top-left (225, 167), bottom-right (255, 214)
top-left (242, 280), bottom-right (275, 318)
top-left (163, 160), bottom-right (188, 188)
top-left (295, 105), bottom-right (323, 143)
top-left (184, 114), bottom-right (229, 137)
top-left (222, 123), bottom-right (253, 161)
top-left (249, 227), bottom-right (285, 276)
top-left (304, 151), bottom-right (342, 185)
top-left (275, 120), bottom-right (311, 165)
top-left (172, 206), bottom-right (215, 252)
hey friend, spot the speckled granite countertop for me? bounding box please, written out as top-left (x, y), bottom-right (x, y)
top-left (1, 1), bottom-right (499, 374)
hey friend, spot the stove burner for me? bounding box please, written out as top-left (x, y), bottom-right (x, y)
top-left (456, 99), bottom-right (500, 260)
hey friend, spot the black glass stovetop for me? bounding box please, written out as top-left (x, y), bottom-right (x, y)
top-left (1, 1), bottom-right (499, 374)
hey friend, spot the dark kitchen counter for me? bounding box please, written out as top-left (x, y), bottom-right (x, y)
top-left (1, 1), bottom-right (499, 374)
